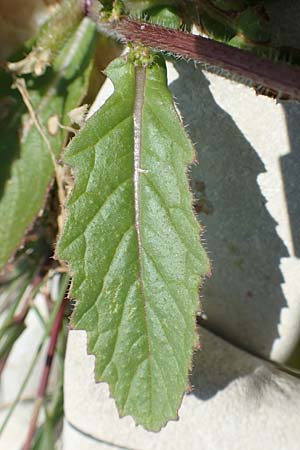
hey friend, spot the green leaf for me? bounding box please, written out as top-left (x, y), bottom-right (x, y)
top-left (0, 19), bottom-right (97, 271)
top-left (58, 55), bottom-right (209, 430)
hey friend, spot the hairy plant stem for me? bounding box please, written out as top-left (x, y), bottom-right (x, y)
top-left (99, 17), bottom-right (300, 100)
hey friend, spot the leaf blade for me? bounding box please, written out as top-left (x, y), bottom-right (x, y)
top-left (0, 19), bottom-right (97, 271)
top-left (58, 56), bottom-right (209, 430)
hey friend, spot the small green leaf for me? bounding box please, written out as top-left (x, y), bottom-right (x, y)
top-left (0, 19), bottom-right (97, 271)
top-left (58, 55), bottom-right (209, 430)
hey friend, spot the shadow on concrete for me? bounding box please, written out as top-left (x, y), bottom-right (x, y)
top-left (189, 327), bottom-right (262, 401)
top-left (280, 103), bottom-right (300, 258)
top-left (169, 62), bottom-right (289, 399)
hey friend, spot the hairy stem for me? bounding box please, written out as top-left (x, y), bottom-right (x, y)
top-left (100, 17), bottom-right (300, 100)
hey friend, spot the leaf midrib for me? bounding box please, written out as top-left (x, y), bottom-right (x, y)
top-left (133, 64), bottom-right (155, 418)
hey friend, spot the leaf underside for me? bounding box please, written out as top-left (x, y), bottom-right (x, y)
top-left (58, 56), bottom-right (209, 430)
top-left (0, 19), bottom-right (97, 271)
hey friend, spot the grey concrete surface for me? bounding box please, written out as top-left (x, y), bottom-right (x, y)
top-left (64, 330), bottom-right (300, 450)
top-left (169, 62), bottom-right (300, 362)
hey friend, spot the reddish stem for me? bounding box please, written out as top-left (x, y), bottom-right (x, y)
top-left (83, 0), bottom-right (92, 16)
top-left (0, 354), bottom-right (9, 377)
top-left (23, 295), bottom-right (68, 450)
top-left (102, 17), bottom-right (300, 100)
